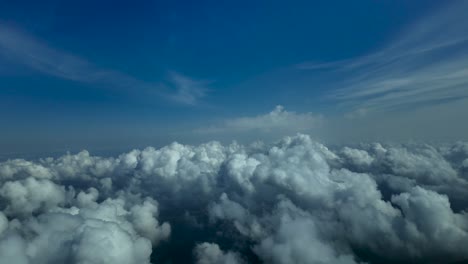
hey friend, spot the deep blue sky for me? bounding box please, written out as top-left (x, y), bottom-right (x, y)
top-left (1, 0), bottom-right (467, 156)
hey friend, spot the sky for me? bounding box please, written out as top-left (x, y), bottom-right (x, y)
top-left (1, 0), bottom-right (468, 157)
top-left (2, 2), bottom-right (468, 263)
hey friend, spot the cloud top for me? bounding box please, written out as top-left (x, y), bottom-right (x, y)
top-left (1, 135), bottom-right (468, 263)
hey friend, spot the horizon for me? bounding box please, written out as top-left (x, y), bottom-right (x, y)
top-left (1, 0), bottom-right (468, 156)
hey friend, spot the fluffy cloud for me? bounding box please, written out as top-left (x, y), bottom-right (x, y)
top-left (0, 196), bottom-right (169, 264)
top-left (130, 198), bottom-right (171, 245)
top-left (197, 106), bottom-right (322, 135)
top-left (1, 134), bottom-right (468, 263)
top-left (253, 198), bottom-right (358, 264)
top-left (194, 242), bottom-right (244, 264)
top-left (0, 177), bottom-right (68, 216)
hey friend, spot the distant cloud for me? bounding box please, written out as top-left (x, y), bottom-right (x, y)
top-left (197, 105), bottom-right (323, 135)
top-left (0, 25), bottom-right (207, 105)
top-left (298, 1), bottom-right (468, 115)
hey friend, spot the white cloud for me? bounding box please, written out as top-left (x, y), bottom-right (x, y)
top-left (0, 134), bottom-right (468, 263)
top-left (254, 199), bottom-right (358, 264)
top-left (0, 177), bottom-right (67, 216)
top-left (130, 198), bottom-right (171, 245)
top-left (197, 106), bottom-right (322, 136)
top-left (0, 196), bottom-right (169, 264)
top-left (340, 147), bottom-right (374, 168)
top-left (194, 243), bottom-right (244, 264)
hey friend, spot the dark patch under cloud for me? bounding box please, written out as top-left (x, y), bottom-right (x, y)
top-left (1, 135), bottom-right (468, 263)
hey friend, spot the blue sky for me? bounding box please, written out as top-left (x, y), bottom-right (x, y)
top-left (1, 0), bottom-right (467, 156)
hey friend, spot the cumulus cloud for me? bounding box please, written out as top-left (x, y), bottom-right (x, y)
top-left (197, 106), bottom-right (323, 138)
top-left (0, 177), bottom-right (68, 216)
top-left (1, 134), bottom-right (468, 263)
top-left (0, 200), bottom-right (155, 264)
top-left (194, 242), bottom-right (244, 264)
top-left (130, 198), bottom-right (171, 245)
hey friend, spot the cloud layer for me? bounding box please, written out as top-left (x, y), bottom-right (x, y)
top-left (1, 135), bottom-right (468, 263)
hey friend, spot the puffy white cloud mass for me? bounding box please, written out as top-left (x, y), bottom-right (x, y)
top-left (1, 135), bottom-right (468, 263)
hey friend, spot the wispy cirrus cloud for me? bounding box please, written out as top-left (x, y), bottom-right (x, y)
top-left (0, 24), bottom-right (207, 105)
top-left (298, 1), bottom-right (468, 116)
top-left (166, 72), bottom-right (209, 105)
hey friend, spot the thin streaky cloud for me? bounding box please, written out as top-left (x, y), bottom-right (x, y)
top-left (166, 72), bottom-right (210, 106)
top-left (298, 1), bottom-right (468, 115)
top-left (0, 25), bottom-right (207, 105)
